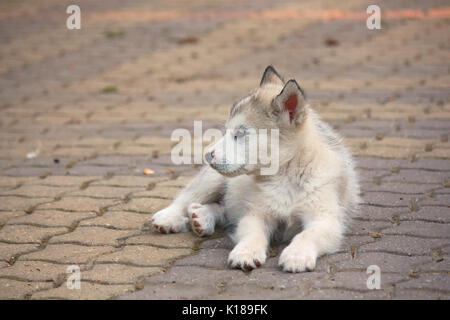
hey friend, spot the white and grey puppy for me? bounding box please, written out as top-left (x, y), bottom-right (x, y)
top-left (150, 66), bottom-right (360, 272)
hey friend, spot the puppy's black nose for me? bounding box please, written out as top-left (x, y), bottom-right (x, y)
top-left (205, 150), bottom-right (215, 164)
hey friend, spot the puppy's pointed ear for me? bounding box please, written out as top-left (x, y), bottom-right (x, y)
top-left (260, 65), bottom-right (284, 87)
top-left (274, 79), bottom-right (307, 125)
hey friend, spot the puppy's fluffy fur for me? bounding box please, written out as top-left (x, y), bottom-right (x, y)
top-left (150, 66), bottom-right (360, 272)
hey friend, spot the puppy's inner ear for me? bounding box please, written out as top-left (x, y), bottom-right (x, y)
top-left (284, 93), bottom-right (298, 122)
top-left (260, 65), bottom-right (284, 87)
top-left (274, 80), bottom-right (306, 124)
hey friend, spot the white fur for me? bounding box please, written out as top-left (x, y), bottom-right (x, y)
top-left (150, 68), bottom-right (360, 273)
top-left (188, 202), bottom-right (225, 237)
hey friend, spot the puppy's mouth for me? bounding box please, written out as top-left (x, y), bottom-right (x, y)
top-left (209, 163), bottom-right (246, 177)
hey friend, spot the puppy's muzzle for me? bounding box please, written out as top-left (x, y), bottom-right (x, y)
top-left (205, 150), bottom-right (216, 165)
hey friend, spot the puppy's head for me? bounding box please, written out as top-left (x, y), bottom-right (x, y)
top-left (205, 66), bottom-right (308, 177)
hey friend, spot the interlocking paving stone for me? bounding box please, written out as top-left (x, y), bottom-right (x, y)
top-left (362, 182), bottom-right (442, 194)
top-left (0, 225), bottom-right (68, 244)
top-left (96, 246), bottom-right (193, 266)
top-left (18, 244), bottom-right (116, 264)
top-left (66, 186), bottom-right (142, 199)
top-left (311, 271), bottom-right (409, 292)
top-left (200, 236), bottom-right (234, 250)
top-left (346, 220), bottom-right (393, 236)
top-left (356, 205), bottom-right (406, 221)
top-left (6, 210), bottom-right (96, 227)
top-left (393, 289), bottom-right (448, 300)
top-left (0, 185), bottom-right (76, 198)
top-left (332, 252), bottom-right (430, 273)
top-left (383, 170), bottom-right (450, 184)
top-left (361, 192), bottom-right (418, 207)
top-left (26, 176), bottom-right (103, 187)
top-left (108, 197), bottom-right (172, 213)
top-left (0, 177), bottom-right (40, 187)
top-left (0, 261), bottom-right (71, 282)
top-left (399, 206), bottom-right (450, 223)
top-left (37, 197), bottom-right (120, 212)
top-left (0, 279), bottom-right (53, 299)
top-left (359, 235), bottom-right (447, 256)
top-left (0, 0), bottom-right (449, 299)
top-left (382, 221), bottom-right (450, 238)
top-left (174, 248), bottom-right (230, 268)
top-left (119, 266), bottom-right (249, 300)
top-left (0, 211), bottom-right (27, 225)
top-left (125, 232), bottom-right (199, 249)
top-left (81, 264), bottom-right (163, 284)
top-left (305, 288), bottom-right (389, 299)
top-left (48, 226), bottom-right (137, 247)
top-left (0, 243), bottom-right (39, 262)
top-left (0, 196), bottom-right (53, 212)
top-left (31, 282), bottom-right (135, 300)
top-left (397, 273), bottom-right (450, 292)
top-left (90, 175), bottom-right (167, 187)
top-left (130, 186), bottom-right (182, 199)
top-left (420, 193), bottom-right (450, 206)
top-left (79, 211), bottom-right (150, 229)
top-left (415, 259), bottom-right (450, 273)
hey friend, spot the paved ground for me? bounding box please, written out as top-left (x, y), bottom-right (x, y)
top-left (0, 0), bottom-right (449, 299)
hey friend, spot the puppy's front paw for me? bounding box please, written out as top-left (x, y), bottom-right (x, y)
top-left (279, 245), bottom-right (317, 273)
top-left (188, 203), bottom-right (215, 237)
top-left (147, 205), bottom-right (189, 234)
top-left (228, 242), bottom-right (266, 271)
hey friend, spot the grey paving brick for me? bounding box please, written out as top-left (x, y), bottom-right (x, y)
top-left (382, 221), bottom-right (450, 239)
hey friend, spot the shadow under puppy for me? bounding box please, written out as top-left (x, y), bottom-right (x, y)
top-left (149, 66), bottom-right (360, 272)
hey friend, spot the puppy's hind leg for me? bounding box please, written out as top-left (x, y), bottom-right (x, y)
top-left (188, 203), bottom-right (225, 237)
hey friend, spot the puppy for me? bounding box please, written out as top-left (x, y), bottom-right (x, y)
top-left (150, 66), bottom-right (360, 272)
